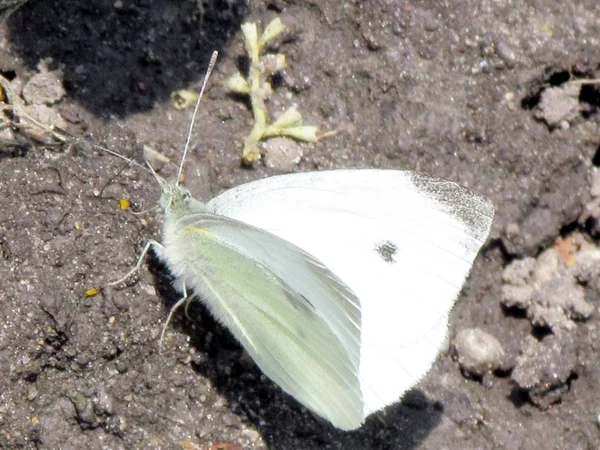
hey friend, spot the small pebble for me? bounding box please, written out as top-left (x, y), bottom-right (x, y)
top-left (263, 137), bottom-right (303, 172)
top-left (453, 328), bottom-right (504, 377)
top-left (535, 83), bottom-right (580, 127)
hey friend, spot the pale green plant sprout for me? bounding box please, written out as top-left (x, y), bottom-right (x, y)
top-left (224, 18), bottom-right (318, 164)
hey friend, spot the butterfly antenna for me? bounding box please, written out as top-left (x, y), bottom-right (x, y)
top-left (176, 50), bottom-right (218, 187)
top-left (145, 159), bottom-right (166, 187)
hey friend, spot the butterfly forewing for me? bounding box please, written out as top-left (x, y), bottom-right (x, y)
top-left (207, 170), bottom-right (494, 416)
top-left (160, 211), bottom-right (365, 430)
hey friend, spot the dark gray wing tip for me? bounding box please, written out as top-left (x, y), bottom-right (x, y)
top-left (409, 172), bottom-right (495, 242)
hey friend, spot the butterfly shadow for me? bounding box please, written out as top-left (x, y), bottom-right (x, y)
top-left (147, 252), bottom-right (443, 449)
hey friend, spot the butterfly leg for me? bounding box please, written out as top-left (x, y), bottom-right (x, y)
top-left (106, 239), bottom-right (163, 286)
top-left (159, 282), bottom-right (189, 348)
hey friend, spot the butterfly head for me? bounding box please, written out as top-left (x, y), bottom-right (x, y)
top-left (158, 181), bottom-right (207, 218)
top-left (144, 159), bottom-right (207, 218)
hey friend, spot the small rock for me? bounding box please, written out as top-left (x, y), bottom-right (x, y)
top-left (589, 168), bottom-right (600, 198)
top-left (453, 328), bottom-right (505, 377)
top-left (67, 390), bottom-right (97, 427)
top-left (495, 39), bottom-right (518, 67)
top-left (535, 83), bottom-right (580, 128)
top-left (501, 247), bottom-right (594, 332)
top-left (94, 386), bottom-right (115, 416)
top-left (22, 64), bottom-right (66, 106)
top-left (502, 256), bottom-right (536, 286)
top-left (263, 137), bottom-right (303, 172)
top-left (512, 334), bottom-right (577, 409)
top-left (573, 248), bottom-right (600, 284)
top-left (241, 428), bottom-right (261, 442)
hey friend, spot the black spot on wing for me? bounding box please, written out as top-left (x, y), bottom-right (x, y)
top-left (375, 240), bottom-right (398, 264)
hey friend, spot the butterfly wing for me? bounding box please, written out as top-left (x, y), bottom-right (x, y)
top-left (207, 169), bottom-right (494, 416)
top-left (160, 211), bottom-right (364, 430)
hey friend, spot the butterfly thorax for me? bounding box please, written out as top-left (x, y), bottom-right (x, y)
top-left (159, 183), bottom-right (208, 220)
top-left (159, 183), bottom-right (208, 276)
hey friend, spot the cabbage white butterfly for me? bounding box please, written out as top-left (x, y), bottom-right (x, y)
top-left (109, 52), bottom-right (495, 430)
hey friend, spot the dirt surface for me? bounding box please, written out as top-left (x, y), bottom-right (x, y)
top-left (1, 0), bottom-right (600, 449)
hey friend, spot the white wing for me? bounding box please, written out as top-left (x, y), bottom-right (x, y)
top-left (207, 169), bottom-right (494, 417)
top-left (160, 211), bottom-right (364, 429)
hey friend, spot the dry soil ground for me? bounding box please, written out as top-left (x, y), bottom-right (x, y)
top-left (1, 1), bottom-right (600, 449)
